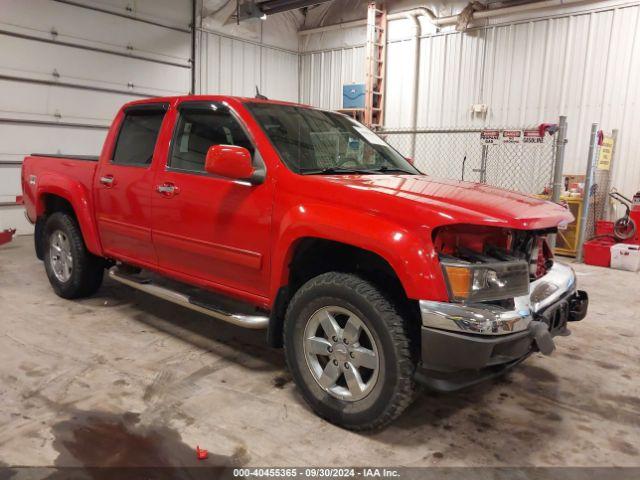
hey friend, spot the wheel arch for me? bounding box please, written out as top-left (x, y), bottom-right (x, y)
top-left (270, 207), bottom-right (445, 303)
top-left (267, 236), bottom-right (425, 348)
top-left (36, 178), bottom-right (103, 257)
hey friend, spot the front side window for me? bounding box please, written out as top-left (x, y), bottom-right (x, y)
top-left (244, 102), bottom-right (418, 175)
top-left (169, 103), bottom-right (255, 173)
top-left (112, 106), bottom-right (166, 166)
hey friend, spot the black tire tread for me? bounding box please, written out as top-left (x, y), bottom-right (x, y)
top-left (284, 271), bottom-right (416, 431)
top-left (43, 212), bottom-right (104, 299)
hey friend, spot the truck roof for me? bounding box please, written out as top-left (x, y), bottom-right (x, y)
top-left (123, 94), bottom-right (311, 110)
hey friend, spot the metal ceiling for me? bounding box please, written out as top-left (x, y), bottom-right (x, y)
top-left (237, 0), bottom-right (333, 20)
top-left (257, 0), bottom-right (333, 14)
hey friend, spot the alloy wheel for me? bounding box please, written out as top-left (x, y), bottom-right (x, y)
top-left (49, 230), bottom-right (73, 282)
top-left (303, 306), bottom-right (380, 402)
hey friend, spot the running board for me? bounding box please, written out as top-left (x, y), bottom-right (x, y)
top-left (107, 267), bottom-right (269, 329)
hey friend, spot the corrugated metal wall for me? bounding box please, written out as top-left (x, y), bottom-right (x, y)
top-left (197, 30), bottom-right (299, 102)
top-left (299, 46), bottom-right (366, 108)
top-left (300, 1), bottom-right (640, 198)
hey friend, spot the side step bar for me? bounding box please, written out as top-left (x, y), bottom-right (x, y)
top-left (108, 268), bottom-right (269, 329)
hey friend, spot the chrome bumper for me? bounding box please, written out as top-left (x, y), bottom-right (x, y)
top-left (420, 262), bottom-right (577, 336)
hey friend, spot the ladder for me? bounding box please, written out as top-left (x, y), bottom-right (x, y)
top-left (338, 2), bottom-right (387, 129)
top-left (365, 1), bottom-right (387, 129)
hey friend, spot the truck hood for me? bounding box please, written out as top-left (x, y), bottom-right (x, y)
top-left (327, 175), bottom-right (573, 230)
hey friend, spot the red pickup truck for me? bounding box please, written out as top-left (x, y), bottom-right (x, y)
top-left (22, 95), bottom-right (588, 430)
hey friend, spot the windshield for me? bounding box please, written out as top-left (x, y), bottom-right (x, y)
top-left (244, 102), bottom-right (419, 175)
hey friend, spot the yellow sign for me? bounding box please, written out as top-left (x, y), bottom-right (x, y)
top-left (597, 135), bottom-right (614, 170)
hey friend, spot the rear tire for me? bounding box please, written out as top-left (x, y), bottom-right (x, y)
top-left (43, 212), bottom-right (104, 299)
top-left (284, 272), bottom-right (417, 431)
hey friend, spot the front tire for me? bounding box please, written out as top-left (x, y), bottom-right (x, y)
top-left (43, 212), bottom-right (104, 299)
top-left (284, 272), bottom-right (417, 431)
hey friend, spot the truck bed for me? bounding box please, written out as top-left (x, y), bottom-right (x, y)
top-left (21, 154), bottom-right (99, 225)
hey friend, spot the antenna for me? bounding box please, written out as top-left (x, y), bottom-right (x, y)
top-left (255, 86), bottom-right (268, 100)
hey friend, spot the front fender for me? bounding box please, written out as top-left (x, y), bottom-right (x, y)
top-left (270, 202), bottom-right (449, 303)
top-left (36, 173), bottom-right (103, 256)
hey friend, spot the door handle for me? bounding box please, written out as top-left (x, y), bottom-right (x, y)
top-left (100, 175), bottom-right (115, 186)
top-left (156, 183), bottom-right (180, 197)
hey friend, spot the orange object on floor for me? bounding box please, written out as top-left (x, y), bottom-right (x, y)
top-left (196, 445), bottom-right (208, 460)
top-left (0, 229), bottom-right (16, 246)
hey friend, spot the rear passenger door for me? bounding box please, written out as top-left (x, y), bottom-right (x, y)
top-left (151, 101), bottom-right (274, 299)
top-left (94, 104), bottom-right (168, 266)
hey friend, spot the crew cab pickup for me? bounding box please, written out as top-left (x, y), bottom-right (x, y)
top-left (22, 96), bottom-right (588, 430)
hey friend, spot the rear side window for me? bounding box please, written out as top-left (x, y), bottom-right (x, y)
top-left (112, 106), bottom-right (167, 166)
top-left (169, 103), bottom-right (254, 173)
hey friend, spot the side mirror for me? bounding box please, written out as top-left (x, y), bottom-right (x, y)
top-left (205, 145), bottom-right (255, 182)
top-left (405, 157), bottom-right (415, 165)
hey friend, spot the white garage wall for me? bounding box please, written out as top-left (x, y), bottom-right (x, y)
top-left (197, 30), bottom-right (299, 102)
top-left (56, 0), bottom-right (194, 29)
top-left (300, 46), bottom-right (366, 109)
top-left (0, 0), bottom-right (192, 234)
top-left (299, 0), bottom-right (640, 199)
top-left (196, 2), bottom-right (301, 102)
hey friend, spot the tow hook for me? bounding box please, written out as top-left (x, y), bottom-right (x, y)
top-left (529, 321), bottom-right (555, 355)
top-left (568, 290), bottom-right (589, 322)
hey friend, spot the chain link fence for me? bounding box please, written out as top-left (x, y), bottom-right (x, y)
top-left (379, 125), bottom-right (558, 195)
top-left (582, 129), bottom-right (618, 241)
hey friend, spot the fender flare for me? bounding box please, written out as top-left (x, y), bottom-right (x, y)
top-left (269, 203), bottom-right (449, 303)
top-left (36, 173), bottom-right (103, 256)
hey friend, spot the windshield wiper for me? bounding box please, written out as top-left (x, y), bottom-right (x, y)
top-left (360, 166), bottom-right (416, 174)
top-left (300, 167), bottom-right (374, 175)
top-left (300, 166), bottom-right (416, 175)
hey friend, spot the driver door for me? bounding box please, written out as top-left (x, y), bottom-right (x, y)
top-left (151, 101), bottom-right (273, 299)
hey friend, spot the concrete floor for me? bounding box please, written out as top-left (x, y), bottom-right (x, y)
top-left (0, 235), bottom-right (639, 469)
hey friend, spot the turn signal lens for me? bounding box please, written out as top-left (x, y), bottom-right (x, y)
top-left (443, 265), bottom-right (472, 300)
top-left (441, 260), bottom-right (529, 303)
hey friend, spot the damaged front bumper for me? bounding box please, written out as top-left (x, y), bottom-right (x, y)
top-left (416, 262), bottom-right (588, 391)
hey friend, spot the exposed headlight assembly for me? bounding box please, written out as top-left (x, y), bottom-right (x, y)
top-left (441, 260), bottom-right (530, 303)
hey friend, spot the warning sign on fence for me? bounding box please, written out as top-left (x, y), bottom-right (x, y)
top-left (481, 130), bottom-right (500, 144)
top-left (502, 130), bottom-right (522, 144)
top-left (523, 130), bottom-right (544, 143)
top-left (597, 135), bottom-right (614, 170)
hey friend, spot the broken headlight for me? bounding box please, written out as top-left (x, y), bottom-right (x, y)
top-left (441, 260), bottom-right (530, 303)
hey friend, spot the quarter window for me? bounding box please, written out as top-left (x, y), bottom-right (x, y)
top-left (169, 104), bottom-right (254, 173)
top-left (112, 107), bottom-right (166, 166)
